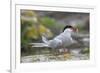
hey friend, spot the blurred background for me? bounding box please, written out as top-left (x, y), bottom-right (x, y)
top-left (21, 10), bottom-right (90, 63)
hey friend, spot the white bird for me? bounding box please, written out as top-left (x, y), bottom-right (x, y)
top-left (41, 25), bottom-right (79, 52)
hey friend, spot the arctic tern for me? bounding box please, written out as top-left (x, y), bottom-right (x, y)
top-left (41, 25), bottom-right (78, 49)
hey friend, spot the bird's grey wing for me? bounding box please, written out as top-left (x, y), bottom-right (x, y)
top-left (48, 39), bottom-right (62, 49)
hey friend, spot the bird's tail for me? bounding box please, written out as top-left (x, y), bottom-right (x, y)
top-left (42, 36), bottom-right (48, 44)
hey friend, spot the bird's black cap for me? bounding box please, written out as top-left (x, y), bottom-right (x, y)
top-left (63, 25), bottom-right (73, 32)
